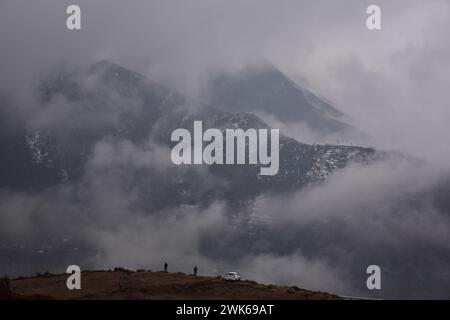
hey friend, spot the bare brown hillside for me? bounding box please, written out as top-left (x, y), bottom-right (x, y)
top-left (4, 270), bottom-right (340, 300)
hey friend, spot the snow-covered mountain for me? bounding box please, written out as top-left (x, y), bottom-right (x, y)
top-left (2, 61), bottom-right (450, 299)
top-left (0, 61), bottom-right (377, 206)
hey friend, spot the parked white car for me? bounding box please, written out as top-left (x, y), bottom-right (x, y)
top-left (224, 272), bottom-right (241, 281)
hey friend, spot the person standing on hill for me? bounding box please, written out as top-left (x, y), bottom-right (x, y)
top-left (194, 265), bottom-right (198, 276)
top-left (164, 262), bottom-right (168, 272)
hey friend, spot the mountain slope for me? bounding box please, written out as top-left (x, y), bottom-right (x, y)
top-left (209, 64), bottom-right (354, 136)
top-left (0, 61), bottom-right (376, 204)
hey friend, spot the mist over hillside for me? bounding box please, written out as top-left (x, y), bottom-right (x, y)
top-left (0, 61), bottom-right (449, 299)
top-left (1, 0), bottom-right (450, 300)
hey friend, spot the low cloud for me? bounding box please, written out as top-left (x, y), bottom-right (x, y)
top-left (2, 146), bottom-right (450, 298)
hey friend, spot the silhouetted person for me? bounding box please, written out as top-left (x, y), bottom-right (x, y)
top-left (164, 262), bottom-right (168, 272)
top-left (194, 265), bottom-right (198, 276)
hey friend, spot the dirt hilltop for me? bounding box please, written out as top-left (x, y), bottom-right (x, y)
top-left (3, 270), bottom-right (340, 300)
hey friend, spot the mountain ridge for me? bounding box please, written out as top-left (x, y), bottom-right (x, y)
top-left (1, 60), bottom-right (379, 202)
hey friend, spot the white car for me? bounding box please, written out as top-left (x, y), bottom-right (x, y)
top-left (224, 272), bottom-right (241, 281)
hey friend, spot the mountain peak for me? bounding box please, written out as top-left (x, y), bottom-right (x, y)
top-left (209, 63), bottom-right (353, 136)
top-left (89, 60), bottom-right (145, 83)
